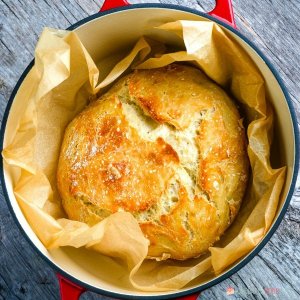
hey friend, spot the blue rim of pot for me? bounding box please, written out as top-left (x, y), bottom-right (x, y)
top-left (0, 4), bottom-right (299, 300)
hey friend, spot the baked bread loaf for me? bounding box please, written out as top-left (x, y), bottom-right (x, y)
top-left (57, 64), bottom-right (249, 260)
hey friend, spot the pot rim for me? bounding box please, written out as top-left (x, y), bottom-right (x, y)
top-left (0, 3), bottom-right (299, 299)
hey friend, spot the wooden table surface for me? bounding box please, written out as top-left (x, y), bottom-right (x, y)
top-left (0, 0), bottom-right (299, 299)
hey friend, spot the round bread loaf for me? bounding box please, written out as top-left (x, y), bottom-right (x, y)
top-left (57, 64), bottom-right (249, 260)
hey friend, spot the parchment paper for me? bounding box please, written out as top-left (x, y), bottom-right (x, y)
top-left (2, 21), bottom-right (286, 291)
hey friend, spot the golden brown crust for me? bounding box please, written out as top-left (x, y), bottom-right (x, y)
top-left (57, 96), bottom-right (179, 218)
top-left (57, 64), bottom-right (249, 260)
top-left (128, 64), bottom-right (214, 129)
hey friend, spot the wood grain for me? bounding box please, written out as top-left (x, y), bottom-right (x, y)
top-left (0, 0), bottom-right (299, 299)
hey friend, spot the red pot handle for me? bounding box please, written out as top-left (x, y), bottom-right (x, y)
top-left (100, 0), bottom-right (129, 11)
top-left (99, 0), bottom-right (236, 28)
top-left (58, 274), bottom-right (199, 299)
top-left (208, 0), bottom-right (236, 28)
top-left (57, 274), bottom-right (86, 299)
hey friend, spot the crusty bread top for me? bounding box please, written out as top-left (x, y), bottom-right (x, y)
top-left (57, 64), bottom-right (249, 260)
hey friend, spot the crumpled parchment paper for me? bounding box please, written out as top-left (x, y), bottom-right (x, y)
top-left (2, 21), bottom-right (286, 291)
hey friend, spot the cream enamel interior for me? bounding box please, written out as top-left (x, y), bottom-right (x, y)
top-left (2, 7), bottom-right (296, 297)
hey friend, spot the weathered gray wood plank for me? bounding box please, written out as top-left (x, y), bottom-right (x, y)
top-left (0, 0), bottom-right (299, 299)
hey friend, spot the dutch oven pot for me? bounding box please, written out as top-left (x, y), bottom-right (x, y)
top-left (1, 0), bottom-right (298, 299)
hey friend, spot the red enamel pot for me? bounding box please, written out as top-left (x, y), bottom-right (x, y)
top-left (1, 0), bottom-right (298, 299)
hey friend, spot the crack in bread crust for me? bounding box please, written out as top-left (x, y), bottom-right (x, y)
top-left (57, 64), bottom-right (249, 260)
